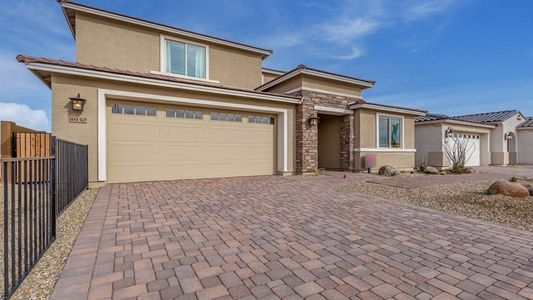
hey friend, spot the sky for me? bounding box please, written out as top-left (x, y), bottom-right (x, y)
top-left (1, 0), bottom-right (532, 131)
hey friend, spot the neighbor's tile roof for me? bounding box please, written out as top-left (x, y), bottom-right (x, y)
top-left (16, 55), bottom-right (299, 100)
top-left (415, 113), bottom-right (495, 126)
top-left (452, 110), bottom-right (521, 124)
top-left (518, 117), bottom-right (533, 128)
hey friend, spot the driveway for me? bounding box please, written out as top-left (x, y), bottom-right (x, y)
top-left (50, 174), bottom-right (533, 300)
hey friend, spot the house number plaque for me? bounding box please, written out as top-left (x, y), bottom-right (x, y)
top-left (69, 116), bottom-right (87, 124)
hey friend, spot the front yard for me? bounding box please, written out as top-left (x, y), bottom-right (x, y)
top-left (344, 175), bottom-right (533, 231)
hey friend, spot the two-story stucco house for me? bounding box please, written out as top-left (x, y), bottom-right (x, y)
top-left (17, 1), bottom-right (426, 185)
top-left (415, 110), bottom-right (530, 169)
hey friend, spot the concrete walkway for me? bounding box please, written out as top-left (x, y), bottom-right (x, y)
top-left (50, 174), bottom-right (533, 299)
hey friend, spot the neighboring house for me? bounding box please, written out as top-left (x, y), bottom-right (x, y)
top-left (17, 1), bottom-right (425, 185)
top-left (517, 117), bottom-right (533, 164)
top-left (415, 110), bottom-right (527, 169)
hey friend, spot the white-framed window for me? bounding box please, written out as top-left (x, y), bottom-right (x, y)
top-left (166, 108), bottom-right (203, 120)
top-left (162, 37), bottom-right (207, 79)
top-left (378, 115), bottom-right (402, 148)
top-left (211, 112), bottom-right (242, 122)
top-left (249, 115), bottom-right (275, 125)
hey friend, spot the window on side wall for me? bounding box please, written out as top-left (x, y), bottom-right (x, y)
top-left (165, 39), bottom-right (206, 79)
top-left (378, 116), bottom-right (402, 148)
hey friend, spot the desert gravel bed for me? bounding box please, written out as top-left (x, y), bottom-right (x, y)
top-left (344, 179), bottom-right (533, 231)
top-left (3, 188), bottom-right (98, 300)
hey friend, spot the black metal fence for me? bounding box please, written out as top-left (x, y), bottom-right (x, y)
top-left (1, 138), bottom-right (88, 299)
top-left (55, 139), bottom-right (88, 214)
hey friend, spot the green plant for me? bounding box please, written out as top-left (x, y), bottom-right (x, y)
top-left (509, 176), bottom-right (518, 182)
top-left (451, 164), bottom-right (466, 174)
top-left (485, 188), bottom-right (497, 195)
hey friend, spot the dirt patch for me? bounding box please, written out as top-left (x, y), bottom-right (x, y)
top-left (343, 179), bottom-right (533, 232)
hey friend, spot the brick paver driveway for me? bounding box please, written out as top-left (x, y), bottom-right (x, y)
top-left (51, 174), bottom-right (533, 300)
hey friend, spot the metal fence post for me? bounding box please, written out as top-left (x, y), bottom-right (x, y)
top-left (51, 136), bottom-right (57, 239)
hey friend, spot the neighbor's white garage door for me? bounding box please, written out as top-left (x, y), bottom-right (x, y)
top-left (106, 101), bottom-right (276, 183)
top-left (452, 132), bottom-right (481, 167)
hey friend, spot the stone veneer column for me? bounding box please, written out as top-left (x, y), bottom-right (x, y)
top-left (341, 114), bottom-right (355, 171)
top-left (292, 90), bottom-right (359, 174)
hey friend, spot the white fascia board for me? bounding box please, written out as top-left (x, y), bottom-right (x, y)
top-left (351, 104), bottom-right (426, 116)
top-left (314, 105), bottom-right (353, 115)
top-left (26, 63), bottom-right (301, 104)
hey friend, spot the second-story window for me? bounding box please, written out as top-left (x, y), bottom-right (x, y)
top-left (166, 40), bottom-right (206, 79)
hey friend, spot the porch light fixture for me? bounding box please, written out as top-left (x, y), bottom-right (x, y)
top-left (308, 115), bottom-right (319, 126)
top-left (69, 93), bottom-right (87, 111)
top-left (444, 127), bottom-right (453, 138)
top-left (504, 132), bottom-right (513, 140)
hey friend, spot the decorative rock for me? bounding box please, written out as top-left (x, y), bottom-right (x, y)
top-left (465, 168), bottom-right (477, 174)
top-left (423, 166), bottom-right (439, 174)
top-left (487, 180), bottom-right (529, 198)
top-left (523, 184), bottom-right (533, 196)
top-left (378, 165), bottom-right (397, 177)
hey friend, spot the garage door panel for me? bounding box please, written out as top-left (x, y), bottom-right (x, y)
top-left (108, 143), bottom-right (159, 163)
top-left (160, 144), bottom-right (206, 161)
top-left (160, 125), bottom-right (206, 141)
top-left (107, 102), bottom-right (276, 183)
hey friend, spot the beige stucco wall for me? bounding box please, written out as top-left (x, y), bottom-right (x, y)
top-left (303, 76), bottom-right (363, 97)
top-left (353, 108), bottom-right (416, 171)
top-left (265, 76), bottom-right (303, 95)
top-left (50, 73), bottom-right (296, 184)
top-left (262, 72), bottom-right (281, 85)
top-left (518, 129), bottom-right (533, 164)
top-left (354, 108), bottom-right (415, 149)
top-left (354, 152), bottom-right (415, 172)
top-left (75, 13), bottom-right (263, 89)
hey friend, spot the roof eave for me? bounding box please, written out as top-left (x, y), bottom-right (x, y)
top-left (20, 61), bottom-right (301, 104)
top-left (415, 119), bottom-right (496, 129)
top-left (350, 103), bottom-right (426, 116)
top-left (256, 67), bottom-right (375, 92)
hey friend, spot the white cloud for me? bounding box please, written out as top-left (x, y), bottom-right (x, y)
top-left (323, 18), bottom-right (381, 43)
top-left (334, 47), bottom-right (365, 60)
top-left (0, 103), bottom-right (50, 131)
top-left (404, 0), bottom-right (455, 21)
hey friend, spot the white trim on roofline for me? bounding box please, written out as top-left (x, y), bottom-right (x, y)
top-left (262, 68), bottom-right (285, 75)
top-left (415, 119), bottom-right (496, 129)
top-left (354, 148), bottom-right (416, 153)
top-left (26, 63), bottom-right (301, 104)
top-left (350, 103), bottom-right (426, 116)
top-left (97, 89), bottom-right (290, 181)
top-left (284, 87), bottom-right (364, 99)
top-left (61, 2), bottom-right (272, 57)
top-left (256, 68), bottom-right (374, 91)
top-left (314, 105), bottom-right (353, 115)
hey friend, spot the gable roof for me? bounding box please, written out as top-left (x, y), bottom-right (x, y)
top-left (59, 1), bottom-right (272, 57)
top-left (16, 55), bottom-right (300, 104)
top-left (255, 64), bottom-right (375, 92)
top-left (452, 110), bottom-right (522, 124)
top-left (349, 99), bottom-right (427, 116)
top-left (518, 117), bottom-right (533, 128)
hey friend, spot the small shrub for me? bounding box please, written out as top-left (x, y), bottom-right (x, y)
top-left (485, 188), bottom-right (497, 195)
top-left (509, 176), bottom-right (518, 182)
top-left (451, 165), bottom-right (466, 174)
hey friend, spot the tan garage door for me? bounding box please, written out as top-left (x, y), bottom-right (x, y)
top-left (106, 100), bottom-right (276, 183)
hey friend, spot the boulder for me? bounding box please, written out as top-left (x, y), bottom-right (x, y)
top-left (487, 180), bottom-right (529, 198)
top-left (378, 165), bottom-right (397, 177)
top-left (423, 166), bottom-right (439, 174)
top-left (523, 184), bottom-right (533, 196)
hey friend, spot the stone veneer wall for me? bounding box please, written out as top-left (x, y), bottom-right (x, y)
top-left (290, 90), bottom-right (358, 173)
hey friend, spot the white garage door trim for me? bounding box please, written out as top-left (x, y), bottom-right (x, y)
top-left (97, 89), bottom-right (289, 182)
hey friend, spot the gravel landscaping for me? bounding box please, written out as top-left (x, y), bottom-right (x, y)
top-left (344, 179), bottom-right (533, 232)
top-left (2, 188), bottom-right (98, 300)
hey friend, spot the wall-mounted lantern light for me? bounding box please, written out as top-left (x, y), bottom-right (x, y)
top-left (308, 115), bottom-right (319, 126)
top-left (504, 132), bottom-right (513, 140)
top-left (444, 127), bottom-right (453, 138)
top-left (69, 93), bottom-right (87, 112)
